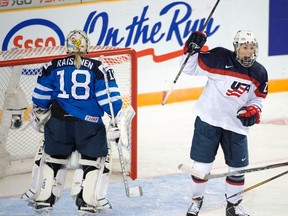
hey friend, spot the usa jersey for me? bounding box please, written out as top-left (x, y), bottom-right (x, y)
top-left (32, 56), bottom-right (123, 123)
top-left (182, 47), bottom-right (268, 135)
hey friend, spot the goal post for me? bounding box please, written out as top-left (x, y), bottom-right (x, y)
top-left (0, 46), bottom-right (138, 180)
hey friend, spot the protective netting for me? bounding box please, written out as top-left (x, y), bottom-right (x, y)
top-left (0, 46), bottom-right (137, 178)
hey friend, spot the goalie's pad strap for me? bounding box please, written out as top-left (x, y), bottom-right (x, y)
top-left (46, 155), bottom-right (69, 165)
top-left (79, 158), bottom-right (101, 168)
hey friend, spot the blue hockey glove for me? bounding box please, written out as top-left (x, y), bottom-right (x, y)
top-left (184, 31), bottom-right (207, 54)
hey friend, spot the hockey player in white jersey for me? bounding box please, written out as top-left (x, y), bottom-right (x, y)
top-left (183, 30), bottom-right (268, 216)
top-left (21, 29), bottom-right (122, 215)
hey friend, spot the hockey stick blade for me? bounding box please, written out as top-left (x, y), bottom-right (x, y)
top-left (178, 164), bottom-right (206, 179)
top-left (127, 186), bottom-right (143, 198)
top-left (116, 117), bottom-right (143, 198)
top-left (178, 161), bottom-right (288, 180)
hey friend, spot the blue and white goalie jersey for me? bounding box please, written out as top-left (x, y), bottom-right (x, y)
top-left (182, 47), bottom-right (268, 135)
top-left (32, 56), bottom-right (123, 123)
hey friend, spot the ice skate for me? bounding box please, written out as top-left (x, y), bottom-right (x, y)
top-left (78, 209), bottom-right (98, 216)
top-left (186, 196), bottom-right (203, 216)
top-left (32, 202), bottom-right (52, 216)
top-left (78, 205), bottom-right (99, 216)
top-left (76, 193), bottom-right (99, 216)
top-left (226, 199), bottom-right (249, 216)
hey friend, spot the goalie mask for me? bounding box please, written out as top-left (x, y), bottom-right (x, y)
top-left (233, 30), bottom-right (258, 67)
top-left (66, 30), bottom-right (90, 54)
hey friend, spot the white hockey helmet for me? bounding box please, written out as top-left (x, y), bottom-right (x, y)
top-left (66, 29), bottom-right (90, 54)
top-left (233, 30), bottom-right (258, 67)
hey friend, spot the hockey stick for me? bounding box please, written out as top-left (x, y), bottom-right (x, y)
top-left (178, 161), bottom-right (288, 180)
top-left (226, 170), bottom-right (288, 200)
top-left (162, 0), bottom-right (220, 105)
top-left (100, 55), bottom-right (143, 198)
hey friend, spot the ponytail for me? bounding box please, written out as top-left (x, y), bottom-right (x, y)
top-left (74, 53), bottom-right (82, 69)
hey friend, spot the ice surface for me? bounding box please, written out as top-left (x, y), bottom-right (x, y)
top-left (1, 92), bottom-right (288, 216)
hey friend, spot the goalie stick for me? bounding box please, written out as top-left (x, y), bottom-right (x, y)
top-left (116, 107), bottom-right (143, 197)
top-left (100, 55), bottom-right (143, 198)
top-left (178, 161), bottom-right (288, 180)
top-left (162, 0), bottom-right (221, 105)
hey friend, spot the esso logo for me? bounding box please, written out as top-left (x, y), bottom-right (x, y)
top-left (2, 19), bottom-right (65, 51)
top-left (13, 35), bottom-right (57, 49)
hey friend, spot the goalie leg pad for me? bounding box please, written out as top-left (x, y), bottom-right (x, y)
top-left (72, 156), bottom-right (112, 210)
top-left (34, 163), bottom-right (54, 202)
top-left (22, 143), bottom-right (68, 207)
top-left (95, 166), bottom-right (112, 209)
top-left (21, 141), bottom-right (46, 201)
top-left (34, 159), bottom-right (67, 207)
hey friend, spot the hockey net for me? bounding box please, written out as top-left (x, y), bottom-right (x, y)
top-left (0, 46), bottom-right (138, 180)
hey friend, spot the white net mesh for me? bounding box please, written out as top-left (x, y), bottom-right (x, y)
top-left (0, 46), bottom-right (137, 178)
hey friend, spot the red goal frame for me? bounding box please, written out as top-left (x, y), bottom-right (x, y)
top-left (0, 46), bottom-right (138, 180)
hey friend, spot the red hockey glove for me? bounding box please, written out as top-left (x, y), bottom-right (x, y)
top-left (237, 105), bottom-right (261, 127)
top-left (183, 31), bottom-right (207, 54)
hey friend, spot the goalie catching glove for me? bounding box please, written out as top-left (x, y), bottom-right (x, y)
top-left (30, 104), bottom-right (51, 133)
top-left (237, 105), bottom-right (261, 127)
top-left (184, 31), bottom-right (207, 54)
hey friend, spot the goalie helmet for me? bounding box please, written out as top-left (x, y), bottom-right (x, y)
top-left (66, 29), bottom-right (90, 54)
top-left (233, 30), bottom-right (258, 67)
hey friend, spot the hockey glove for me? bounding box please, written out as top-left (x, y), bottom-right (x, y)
top-left (30, 104), bottom-right (51, 133)
top-left (107, 125), bottom-right (120, 141)
top-left (237, 105), bottom-right (261, 127)
top-left (107, 110), bottom-right (123, 141)
top-left (184, 31), bottom-right (207, 54)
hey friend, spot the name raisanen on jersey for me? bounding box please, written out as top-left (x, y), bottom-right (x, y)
top-left (56, 57), bottom-right (94, 70)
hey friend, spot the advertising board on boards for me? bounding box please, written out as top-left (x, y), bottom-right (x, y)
top-left (0, 0), bottom-right (287, 104)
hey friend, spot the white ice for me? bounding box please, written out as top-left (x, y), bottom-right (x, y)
top-left (0, 92), bottom-right (288, 216)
